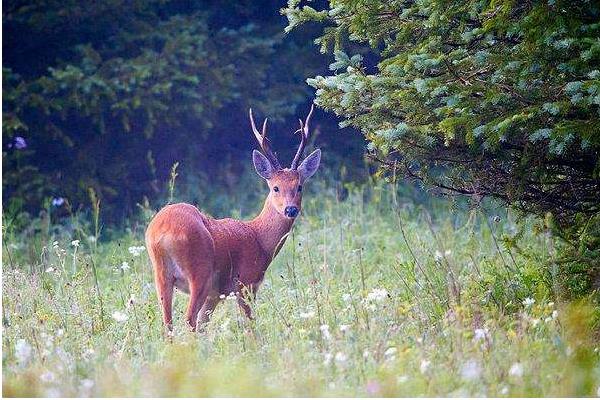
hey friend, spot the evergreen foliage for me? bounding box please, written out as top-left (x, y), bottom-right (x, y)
top-left (3, 1), bottom-right (365, 221)
top-left (283, 0), bottom-right (600, 290)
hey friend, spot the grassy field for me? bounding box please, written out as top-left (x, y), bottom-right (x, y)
top-left (2, 183), bottom-right (599, 397)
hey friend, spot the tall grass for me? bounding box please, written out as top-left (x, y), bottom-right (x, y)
top-left (2, 183), bottom-right (599, 396)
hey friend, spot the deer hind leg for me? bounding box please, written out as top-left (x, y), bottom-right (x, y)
top-left (148, 247), bottom-right (175, 332)
top-left (157, 273), bottom-right (174, 332)
top-left (184, 280), bottom-right (211, 331)
top-left (171, 240), bottom-right (215, 331)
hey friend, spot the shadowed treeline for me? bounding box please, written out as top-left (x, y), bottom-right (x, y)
top-left (3, 0), bottom-right (367, 223)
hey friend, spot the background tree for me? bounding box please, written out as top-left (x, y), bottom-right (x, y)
top-left (283, 0), bottom-right (600, 292)
top-left (3, 0), bottom-right (367, 222)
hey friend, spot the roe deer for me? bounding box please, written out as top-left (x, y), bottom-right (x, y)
top-left (145, 106), bottom-right (321, 331)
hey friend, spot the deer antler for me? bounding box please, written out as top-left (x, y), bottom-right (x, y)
top-left (249, 109), bottom-right (281, 170)
top-left (290, 104), bottom-right (315, 170)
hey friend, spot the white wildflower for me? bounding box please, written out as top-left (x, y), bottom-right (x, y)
top-left (420, 359), bottom-right (431, 374)
top-left (52, 241), bottom-right (59, 249)
top-left (552, 310), bottom-right (558, 319)
top-left (299, 310), bottom-right (315, 319)
top-left (40, 371), bottom-right (55, 383)
top-left (397, 375), bottom-right (409, 383)
top-left (323, 352), bottom-right (333, 366)
top-left (81, 379), bottom-right (94, 389)
top-left (220, 318), bottom-right (230, 332)
top-left (365, 288), bottom-right (388, 304)
top-left (548, 302), bottom-right (555, 307)
top-left (219, 294), bottom-right (226, 299)
top-left (120, 261), bottom-right (130, 271)
top-left (45, 267), bottom-right (56, 273)
top-left (112, 311), bottom-right (128, 322)
top-left (509, 362), bottom-right (524, 377)
top-left (83, 348), bottom-right (95, 361)
top-left (335, 352), bottom-right (348, 365)
top-left (384, 347), bottom-right (398, 358)
top-left (339, 324), bottom-right (350, 333)
top-left (45, 388), bottom-right (62, 398)
top-left (531, 318), bottom-right (541, 327)
top-left (500, 386), bottom-right (509, 395)
top-left (363, 350), bottom-right (370, 359)
top-left (319, 324), bottom-right (331, 340)
top-left (461, 359), bottom-right (482, 381)
top-left (522, 297), bottom-right (535, 307)
top-left (71, 240), bottom-right (80, 247)
top-left (434, 250), bottom-right (443, 261)
top-left (544, 316), bottom-right (553, 323)
top-left (79, 379), bottom-right (94, 396)
top-left (41, 332), bottom-right (53, 348)
top-left (444, 249), bottom-right (452, 256)
top-left (127, 245), bottom-right (146, 257)
top-left (15, 339), bottom-right (32, 365)
top-left (342, 293), bottom-right (352, 303)
top-left (227, 292), bottom-right (237, 300)
top-left (87, 236), bottom-right (96, 243)
top-left (473, 328), bottom-right (489, 341)
top-left (56, 348), bottom-right (74, 371)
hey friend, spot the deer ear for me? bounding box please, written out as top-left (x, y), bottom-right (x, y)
top-left (298, 149), bottom-right (321, 181)
top-left (253, 150), bottom-right (275, 180)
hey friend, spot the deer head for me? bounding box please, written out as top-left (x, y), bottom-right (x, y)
top-left (249, 105), bottom-right (321, 219)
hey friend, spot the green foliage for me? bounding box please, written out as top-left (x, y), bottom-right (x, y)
top-left (4, 8), bottom-right (280, 212)
top-left (3, 1), bottom-right (364, 222)
top-left (2, 184), bottom-right (598, 396)
top-left (283, 0), bottom-right (600, 293)
top-left (283, 0), bottom-right (599, 218)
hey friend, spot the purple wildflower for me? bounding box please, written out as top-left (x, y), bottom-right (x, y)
top-left (14, 136), bottom-right (27, 150)
top-left (366, 380), bottom-right (381, 396)
top-left (51, 197), bottom-right (65, 207)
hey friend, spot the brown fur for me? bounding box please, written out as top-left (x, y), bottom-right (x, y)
top-left (145, 169), bottom-right (303, 331)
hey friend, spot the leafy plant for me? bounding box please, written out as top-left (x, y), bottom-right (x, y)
top-left (283, 0), bottom-right (600, 294)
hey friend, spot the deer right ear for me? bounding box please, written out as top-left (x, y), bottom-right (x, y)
top-left (298, 149), bottom-right (321, 181)
top-left (252, 150), bottom-right (275, 180)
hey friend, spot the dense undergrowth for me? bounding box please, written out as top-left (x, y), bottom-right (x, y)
top-left (2, 182), bottom-right (599, 396)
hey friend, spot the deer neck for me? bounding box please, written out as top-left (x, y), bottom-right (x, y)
top-left (249, 196), bottom-right (294, 261)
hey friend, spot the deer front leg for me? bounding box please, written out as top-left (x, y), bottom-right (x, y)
top-left (197, 292), bottom-right (221, 331)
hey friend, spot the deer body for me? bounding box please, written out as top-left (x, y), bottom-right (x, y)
top-left (146, 107), bottom-right (320, 331)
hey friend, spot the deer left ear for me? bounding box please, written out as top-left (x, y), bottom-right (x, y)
top-left (253, 150), bottom-right (275, 180)
top-left (298, 149), bottom-right (321, 181)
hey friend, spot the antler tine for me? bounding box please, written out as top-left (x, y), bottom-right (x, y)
top-left (291, 104), bottom-right (315, 170)
top-left (249, 108), bottom-right (281, 169)
top-left (261, 118), bottom-right (268, 138)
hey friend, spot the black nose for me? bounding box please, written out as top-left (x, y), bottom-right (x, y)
top-left (284, 206), bottom-right (299, 218)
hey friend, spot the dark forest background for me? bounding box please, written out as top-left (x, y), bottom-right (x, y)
top-left (3, 0), bottom-right (599, 294)
top-left (3, 0), bottom-right (368, 223)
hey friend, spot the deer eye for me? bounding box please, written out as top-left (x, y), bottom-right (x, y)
top-left (298, 185), bottom-right (303, 192)
top-left (273, 186), bottom-right (279, 192)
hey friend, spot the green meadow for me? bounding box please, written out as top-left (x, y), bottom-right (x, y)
top-left (3, 183), bottom-right (598, 397)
